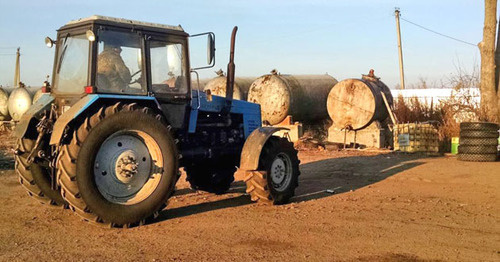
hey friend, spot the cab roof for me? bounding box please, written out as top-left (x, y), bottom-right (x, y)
top-left (59, 15), bottom-right (187, 36)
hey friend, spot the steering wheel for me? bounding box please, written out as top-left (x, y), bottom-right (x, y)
top-left (129, 69), bottom-right (142, 84)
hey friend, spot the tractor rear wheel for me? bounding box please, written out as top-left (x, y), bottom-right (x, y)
top-left (15, 138), bottom-right (65, 206)
top-left (57, 103), bottom-right (178, 227)
top-left (185, 164), bottom-right (235, 195)
top-left (245, 137), bottom-right (300, 204)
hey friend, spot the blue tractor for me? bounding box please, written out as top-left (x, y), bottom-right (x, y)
top-left (14, 16), bottom-right (300, 227)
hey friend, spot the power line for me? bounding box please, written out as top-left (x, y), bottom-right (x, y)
top-left (400, 17), bottom-right (477, 47)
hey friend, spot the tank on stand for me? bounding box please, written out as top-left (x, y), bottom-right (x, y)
top-left (326, 70), bottom-right (394, 148)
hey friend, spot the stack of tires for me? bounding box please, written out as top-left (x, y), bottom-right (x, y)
top-left (458, 122), bottom-right (499, 162)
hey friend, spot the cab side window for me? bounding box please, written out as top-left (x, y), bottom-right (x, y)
top-left (150, 41), bottom-right (187, 94)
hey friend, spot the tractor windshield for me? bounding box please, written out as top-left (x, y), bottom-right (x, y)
top-left (96, 30), bottom-right (146, 94)
top-left (53, 34), bottom-right (90, 94)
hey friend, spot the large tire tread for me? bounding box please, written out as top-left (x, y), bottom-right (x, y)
top-left (460, 130), bottom-right (499, 139)
top-left (16, 138), bottom-right (64, 206)
top-left (245, 137), bottom-right (300, 205)
top-left (458, 153), bottom-right (497, 162)
top-left (459, 138), bottom-right (498, 146)
top-left (57, 102), bottom-right (169, 228)
top-left (244, 171), bottom-right (271, 203)
top-left (460, 122), bottom-right (499, 131)
top-left (458, 145), bottom-right (498, 154)
top-left (185, 165), bottom-right (235, 195)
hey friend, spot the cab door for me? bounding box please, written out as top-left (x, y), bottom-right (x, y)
top-left (147, 37), bottom-right (191, 130)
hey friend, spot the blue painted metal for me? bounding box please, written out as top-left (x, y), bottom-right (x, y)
top-left (49, 90), bottom-right (261, 145)
top-left (49, 94), bottom-right (159, 145)
top-left (13, 94), bottom-right (54, 139)
top-left (74, 94), bottom-right (159, 116)
top-left (188, 91), bottom-right (261, 137)
top-left (188, 109), bottom-right (199, 133)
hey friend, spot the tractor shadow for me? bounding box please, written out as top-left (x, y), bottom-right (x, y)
top-left (291, 153), bottom-right (426, 202)
top-left (153, 152), bottom-right (426, 222)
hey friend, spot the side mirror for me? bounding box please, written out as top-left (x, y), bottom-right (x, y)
top-left (190, 32), bottom-right (216, 70)
top-left (207, 33), bottom-right (215, 65)
top-left (45, 37), bottom-right (55, 48)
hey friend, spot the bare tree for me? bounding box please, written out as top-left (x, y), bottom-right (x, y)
top-left (479, 0), bottom-right (499, 122)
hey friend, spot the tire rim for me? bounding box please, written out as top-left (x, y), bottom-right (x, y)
top-left (270, 152), bottom-right (292, 192)
top-left (94, 130), bottom-right (163, 205)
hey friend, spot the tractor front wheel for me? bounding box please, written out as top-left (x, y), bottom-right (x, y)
top-left (245, 137), bottom-right (300, 204)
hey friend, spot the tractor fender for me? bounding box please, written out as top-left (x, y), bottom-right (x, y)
top-left (239, 127), bottom-right (290, 171)
top-left (13, 94), bottom-right (54, 139)
top-left (49, 94), bottom-right (159, 145)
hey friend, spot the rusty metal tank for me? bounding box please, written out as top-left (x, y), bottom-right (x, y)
top-left (8, 87), bottom-right (32, 121)
top-left (247, 70), bottom-right (338, 125)
top-left (191, 78), bottom-right (210, 91)
top-left (32, 88), bottom-right (44, 104)
top-left (0, 87), bottom-right (10, 121)
top-left (327, 71), bottom-right (393, 130)
top-left (203, 70), bottom-right (254, 100)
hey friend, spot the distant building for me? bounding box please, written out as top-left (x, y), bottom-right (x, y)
top-left (390, 88), bottom-right (480, 107)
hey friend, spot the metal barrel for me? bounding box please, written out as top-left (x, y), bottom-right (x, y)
top-left (26, 87), bottom-right (40, 96)
top-left (8, 87), bottom-right (32, 121)
top-left (0, 87), bottom-right (10, 121)
top-left (247, 71), bottom-right (338, 125)
top-left (32, 88), bottom-right (44, 104)
top-left (327, 74), bottom-right (393, 130)
top-left (203, 75), bottom-right (254, 100)
top-left (191, 78), bottom-right (210, 91)
top-left (0, 86), bottom-right (15, 95)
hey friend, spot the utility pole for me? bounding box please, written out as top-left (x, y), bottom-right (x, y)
top-left (14, 47), bottom-right (20, 87)
top-left (395, 8), bottom-right (406, 90)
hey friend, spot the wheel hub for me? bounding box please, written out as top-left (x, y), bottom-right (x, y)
top-left (271, 158), bottom-right (286, 184)
top-left (115, 150), bottom-right (139, 182)
top-left (93, 130), bottom-right (163, 205)
top-left (270, 153), bottom-right (293, 191)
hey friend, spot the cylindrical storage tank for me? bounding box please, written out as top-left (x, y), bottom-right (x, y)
top-left (0, 88), bottom-right (10, 121)
top-left (191, 78), bottom-right (210, 91)
top-left (8, 87), bottom-right (32, 121)
top-left (247, 71), bottom-right (338, 125)
top-left (1, 86), bottom-right (15, 95)
top-left (32, 88), bottom-right (43, 104)
top-left (26, 87), bottom-right (40, 97)
top-left (204, 73), bottom-right (254, 100)
top-left (327, 74), bottom-right (393, 130)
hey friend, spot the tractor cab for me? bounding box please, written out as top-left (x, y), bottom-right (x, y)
top-left (47, 15), bottom-right (212, 107)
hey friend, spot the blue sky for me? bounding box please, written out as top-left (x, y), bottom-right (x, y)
top-left (0, 0), bottom-right (484, 89)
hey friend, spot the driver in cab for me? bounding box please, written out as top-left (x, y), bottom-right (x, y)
top-left (97, 44), bottom-right (131, 92)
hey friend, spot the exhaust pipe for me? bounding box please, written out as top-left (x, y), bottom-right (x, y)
top-left (221, 26), bottom-right (238, 114)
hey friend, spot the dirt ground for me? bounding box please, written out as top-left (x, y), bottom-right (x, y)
top-left (0, 131), bottom-right (498, 261)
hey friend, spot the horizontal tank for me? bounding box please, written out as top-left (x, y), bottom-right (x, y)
top-left (247, 70), bottom-right (338, 125)
top-left (32, 88), bottom-right (43, 104)
top-left (203, 70), bottom-right (254, 100)
top-left (8, 87), bottom-right (32, 121)
top-left (191, 78), bottom-right (210, 91)
top-left (0, 88), bottom-right (10, 121)
top-left (327, 71), bottom-right (393, 130)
